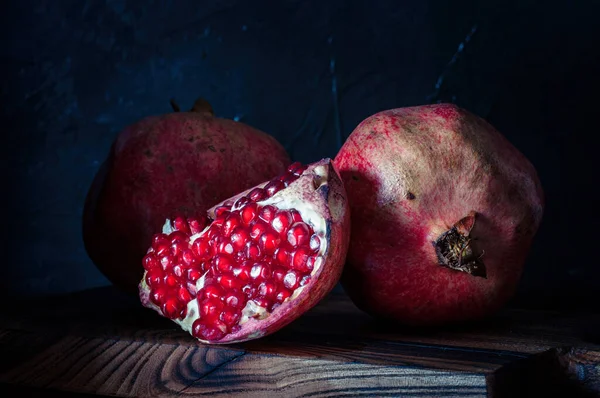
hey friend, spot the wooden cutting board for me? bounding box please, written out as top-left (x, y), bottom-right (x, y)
top-left (0, 287), bottom-right (598, 397)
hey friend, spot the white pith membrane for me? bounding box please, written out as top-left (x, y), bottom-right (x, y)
top-left (139, 163), bottom-right (330, 341)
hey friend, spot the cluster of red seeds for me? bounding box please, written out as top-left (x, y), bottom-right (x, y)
top-left (142, 162), bottom-right (323, 341)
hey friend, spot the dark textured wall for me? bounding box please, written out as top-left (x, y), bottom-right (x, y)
top-left (2, 0), bottom-right (599, 310)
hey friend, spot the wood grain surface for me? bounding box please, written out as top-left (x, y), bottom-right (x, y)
top-left (0, 287), bottom-right (598, 397)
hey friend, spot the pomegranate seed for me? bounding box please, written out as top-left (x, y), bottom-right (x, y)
top-left (223, 213), bottom-right (241, 237)
top-left (287, 222), bottom-right (311, 247)
top-left (306, 256), bottom-right (318, 272)
top-left (245, 241), bottom-right (262, 260)
top-left (188, 216), bottom-right (206, 234)
top-left (145, 269), bottom-right (164, 287)
top-left (150, 287), bottom-right (168, 305)
top-left (187, 282), bottom-right (198, 296)
top-left (169, 230), bottom-right (189, 244)
top-left (170, 241), bottom-right (187, 257)
top-left (192, 320), bottom-right (226, 341)
top-left (199, 298), bottom-right (224, 319)
top-left (180, 249), bottom-right (196, 267)
top-left (162, 297), bottom-right (184, 319)
top-left (253, 297), bottom-right (270, 308)
top-left (212, 215), bottom-right (226, 227)
top-left (230, 227), bottom-right (250, 251)
top-left (164, 274), bottom-right (179, 287)
top-left (248, 187), bottom-right (266, 201)
top-left (300, 275), bottom-right (311, 286)
top-left (258, 282), bottom-right (277, 299)
top-left (250, 263), bottom-right (271, 281)
top-left (152, 234), bottom-right (170, 250)
top-left (292, 247), bottom-right (311, 272)
top-left (177, 286), bottom-right (192, 303)
top-left (234, 250), bottom-right (246, 262)
top-left (213, 254), bottom-right (234, 273)
top-left (212, 319), bottom-right (228, 333)
top-left (309, 234), bottom-right (321, 252)
top-left (220, 310), bottom-right (241, 327)
top-left (281, 173), bottom-right (298, 187)
top-left (224, 291), bottom-right (245, 309)
top-left (264, 180), bottom-right (284, 197)
top-left (276, 288), bottom-right (292, 303)
top-left (272, 267), bottom-right (287, 283)
top-left (289, 209), bottom-right (303, 222)
top-left (271, 211), bottom-right (293, 234)
top-left (192, 238), bottom-right (212, 260)
top-left (160, 254), bottom-right (175, 271)
top-left (173, 216), bottom-right (191, 233)
top-left (283, 270), bottom-right (299, 290)
top-left (172, 264), bottom-right (185, 278)
top-left (217, 240), bottom-right (234, 255)
top-left (259, 232), bottom-right (280, 255)
top-left (259, 205), bottom-right (277, 222)
top-left (202, 284), bottom-right (224, 300)
top-left (273, 248), bottom-right (290, 265)
top-left (234, 196), bottom-right (251, 209)
top-left (214, 206), bottom-right (231, 218)
top-left (240, 203), bottom-right (258, 224)
top-left (250, 220), bottom-right (268, 239)
top-left (287, 161), bottom-right (305, 175)
top-left (242, 284), bottom-right (257, 298)
top-left (218, 274), bottom-right (241, 290)
top-left (143, 253), bottom-right (159, 271)
top-left (205, 224), bottom-right (221, 240)
top-left (210, 235), bottom-right (226, 251)
top-left (186, 266), bottom-right (201, 280)
top-left (155, 243), bottom-right (170, 257)
top-left (202, 263), bottom-right (213, 274)
top-left (233, 264), bottom-right (252, 281)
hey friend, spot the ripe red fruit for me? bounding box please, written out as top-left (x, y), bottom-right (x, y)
top-left (82, 99), bottom-right (290, 293)
top-left (334, 104), bottom-right (544, 326)
top-left (138, 159), bottom-right (350, 343)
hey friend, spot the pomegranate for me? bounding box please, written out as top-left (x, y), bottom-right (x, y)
top-left (138, 159), bottom-right (350, 343)
top-left (83, 99), bottom-right (290, 293)
top-left (334, 103), bottom-right (544, 326)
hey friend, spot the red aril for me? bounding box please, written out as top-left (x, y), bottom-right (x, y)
top-left (83, 98), bottom-right (290, 293)
top-left (138, 159), bottom-right (350, 343)
top-left (334, 104), bottom-right (544, 326)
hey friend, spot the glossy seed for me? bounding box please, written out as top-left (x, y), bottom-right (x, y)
top-left (283, 270), bottom-right (299, 290)
top-left (248, 187), bottom-right (266, 202)
top-left (287, 222), bottom-right (311, 247)
top-left (259, 205), bottom-right (277, 222)
top-left (271, 211), bottom-right (293, 234)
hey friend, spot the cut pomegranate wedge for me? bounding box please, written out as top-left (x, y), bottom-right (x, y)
top-left (138, 159), bottom-right (350, 344)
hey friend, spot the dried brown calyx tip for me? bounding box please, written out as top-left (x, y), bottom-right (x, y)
top-left (170, 98), bottom-right (215, 116)
top-left (433, 211), bottom-right (486, 278)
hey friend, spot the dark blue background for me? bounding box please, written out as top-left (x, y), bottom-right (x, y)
top-left (2, 0), bottom-right (599, 310)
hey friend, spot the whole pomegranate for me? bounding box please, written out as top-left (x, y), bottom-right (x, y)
top-left (83, 99), bottom-right (290, 293)
top-left (138, 159), bottom-right (350, 343)
top-left (334, 104), bottom-right (544, 326)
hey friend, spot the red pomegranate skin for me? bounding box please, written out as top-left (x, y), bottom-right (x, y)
top-left (83, 106), bottom-right (290, 293)
top-left (334, 103), bottom-right (544, 326)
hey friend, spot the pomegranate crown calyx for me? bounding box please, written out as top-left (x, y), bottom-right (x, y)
top-left (170, 98), bottom-right (215, 117)
top-left (432, 211), bottom-right (487, 278)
